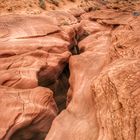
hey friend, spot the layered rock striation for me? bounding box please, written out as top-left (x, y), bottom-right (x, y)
top-left (0, 4), bottom-right (139, 140)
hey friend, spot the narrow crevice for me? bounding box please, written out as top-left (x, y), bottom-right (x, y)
top-left (70, 33), bottom-right (82, 55)
top-left (70, 44), bottom-right (80, 55)
top-left (53, 65), bottom-right (70, 113)
top-left (37, 64), bottom-right (70, 113)
top-left (37, 30), bottom-right (85, 113)
top-left (36, 32), bottom-right (83, 113)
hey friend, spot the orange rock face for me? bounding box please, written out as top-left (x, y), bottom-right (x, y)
top-left (0, 12), bottom-right (76, 140)
top-left (91, 58), bottom-right (140, 140)
top-left (45, 8), bottom-right (140, 140)
top-left (0, 86), bottom-right (58, 140)
top-left (0, 2), bottom-right (140, 140)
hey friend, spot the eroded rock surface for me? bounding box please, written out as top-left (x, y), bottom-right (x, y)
top-left (45, 19), bottom-right (111, 140)
top-left (45, 7), bottom-right (140, 140)
top-left (0, 12), bottom-right (75, 140)
top-left (0, 86), bottom-right (58, 140)
top-left (91, 58), bottom-right (140, 140)
top-left (0, 2), bottom-right (140, 140)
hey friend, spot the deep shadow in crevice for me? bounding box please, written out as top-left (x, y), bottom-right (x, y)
top-left (55, 64), bottom-right (70, 111)
top-left (10, 126), bottom-right (46, 140)
top-left (70, 44), bottom-right (80, 55)
top-left (49, 65), bottom-right (70, 113)
top-left (38, 64), bottom-right (70, 113)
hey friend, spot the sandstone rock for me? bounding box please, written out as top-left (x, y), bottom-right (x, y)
top-left (38, 51), bottom-right (71, 87)
top-left (0, 2), bottom-right (140, 140)
top-left (45, 8), bottom-right (140, 140)
top-left (79, 20), bottom-right (107, 35)
top-left (109, 16), bottom-right (140, 61)
top-left (0, 13), bottom-right (73, 140)
top-left (0, 15), bottom-right (60, 39)
top-left (46, 11), bottom-right (77, 26)
top-left (67, 8), bottom-right (85, 17)
top-left (81, 9), bottom-right (130, 21)
top-left (45, 24), bottom-right (111, 140)
top-left (0, 15), bottom-right (73, 57)
top-left (0, 50), bottom-right (70, 89)
top-left (0, 35), bottom-right (70, 57)
top-left (0, 86), bottom-right (58, 140)
top-left (91, 58), bottom-right (140, 140)
top-left (0, 14), bottom-right (72, 90)
top-left (0, 50), bottom-right (48, 70)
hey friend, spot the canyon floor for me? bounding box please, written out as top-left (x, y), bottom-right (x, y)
top-left (0, 0), bottom-right (140, 140)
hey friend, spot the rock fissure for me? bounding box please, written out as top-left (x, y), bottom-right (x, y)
top-left (0, 1), bottom-right (140, 140)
